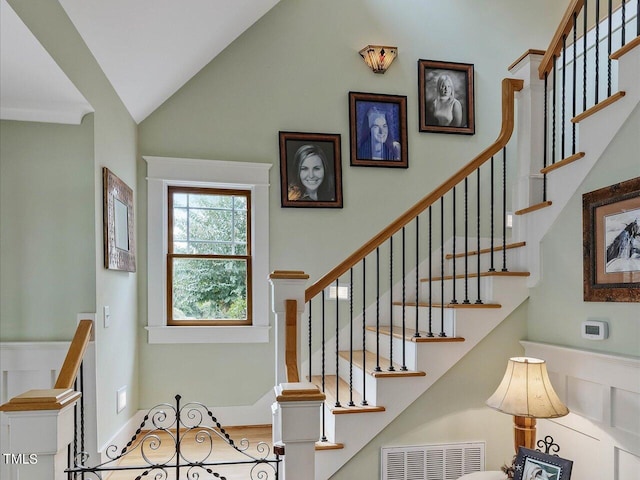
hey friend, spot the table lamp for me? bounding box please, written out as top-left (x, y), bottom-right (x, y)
top-left (486, 357), bottom-right (569, 452)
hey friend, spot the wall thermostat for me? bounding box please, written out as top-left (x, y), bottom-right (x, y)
top-left (581, 320), bottom-right (608, 340)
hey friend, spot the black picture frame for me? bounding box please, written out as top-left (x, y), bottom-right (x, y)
top-left (514, 447), bottom-right (573, 480)
top-left (349, 91), bottom-right (408, 168)
top-left (279, 131), bottom-right (343, 208)
top-left (582, 176), bottom-right (640, 302)
top-left (418, 59), bottom-right (475, 135)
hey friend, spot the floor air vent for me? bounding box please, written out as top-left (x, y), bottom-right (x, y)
top-left (381, 442), bottom-right (484, 480)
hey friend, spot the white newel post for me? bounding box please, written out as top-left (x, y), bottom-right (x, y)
top-left (0, 389), bottom-right (80, 480)
top-left (509, 51), bottom-right (546, 285)
top-left (269, 271), bottom-right (325, 480)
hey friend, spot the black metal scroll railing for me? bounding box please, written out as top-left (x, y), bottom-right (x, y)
top-left (540, 0), bottom-right (639, 199)
top-left (66, 395), bottom-right (280, 480)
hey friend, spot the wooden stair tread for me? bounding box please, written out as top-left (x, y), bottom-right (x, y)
top-left (540, 152), bottom-right (585, 174)
top-left (309, 375), bottom-right (385, 414)
top-left (515, 201), bottom-right (552, 215)
top-left (367, 325), bottom-right (465, 343)
top-left (316, 441), bottom-right (344, 451)
top-left (338, 350), bottom-right (426, 378)
top-left (610, 36), bottom-right (640, 60)
top-left (445, 241), bottom-right (526, 260)
top-left (421, 271), bottom-right (530, 282)
top-left (393, 301), bottom-right (501, 309)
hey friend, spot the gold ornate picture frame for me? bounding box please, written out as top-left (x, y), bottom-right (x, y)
top-left (103, 167), bottom-right (136, 272)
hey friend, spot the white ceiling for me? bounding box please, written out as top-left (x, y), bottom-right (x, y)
top-left (1, 0), bottom-right (280, 125)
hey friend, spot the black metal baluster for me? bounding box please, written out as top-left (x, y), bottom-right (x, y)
top-left (414, 216), bottom-right (421, 338)
top-left (543, 72), bottom-right (549, 201)
top-left (451, 186), bottom-right (458, 304)
top-left (502, 147), bottom-right (508, 272)
top-left (361, 258), bottom-right (368, 406)
top-left (375, 247), bottom-right (381, 372)
top-left (608, 0), bottom-right (613, 97)
top-left (621, 0), bottom-right (626, 46)
top-left (176, 394), bottom-right (181, 478)
top-left (440, 197), bottom-right (446, 337)
top-left (584, 0), bottom-right (589, 113)
top-left (80, 363), bottom-right (85, 461)
top-left (562, 34), bottom-right (567, 160)
top-left (476, 168), bottom-right (483, 304)
top-left (463, 177), bottom-right (470, 304)
top-left (428, 206), bottom-right (434, 337)
top-left (349, 268), bottom-right (355, 406)
top-left (321, 290), bottom-right (327, 442)
top-left (308, 299), bottom-right (312, 382)
top-left (596, 0), bottom-right (600, 105)
top-left (490, 156), bottom-right (496, 272)
top-left (572, 12), bottom-right (578, 155)
top-left (388, 237), bottom-right (395, 371)
top-left (552, 55), bottom-right (557, 165)
top-left (334, 278), bottom-right (341, 408)
top-left (401, 226), bottom-right (407, 371)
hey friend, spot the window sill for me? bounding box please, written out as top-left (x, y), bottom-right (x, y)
top-left (146, 325), bottom-right (271, 344)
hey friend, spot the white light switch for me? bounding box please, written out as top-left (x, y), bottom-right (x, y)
top-left (104, 305), bottom-right (111, 328)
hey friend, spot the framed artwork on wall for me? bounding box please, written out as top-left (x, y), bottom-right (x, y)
top-left (418, 59), bottom-right (475, 135)
top-left (583, 176), bottom-right (640, 302)
top-left (103, 167), bottom-right (136, 272)
top-left (348, 91), bottom-right (408, 168)
top-left (514, 447), bottom-right (573, 480)
top-left (279, 131), bottom-right (343, 208)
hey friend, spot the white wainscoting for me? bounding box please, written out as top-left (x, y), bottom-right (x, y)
top-left (0, 333), bottom-right (98, 479)
top-left (522, 341), bottom-right (640, 480)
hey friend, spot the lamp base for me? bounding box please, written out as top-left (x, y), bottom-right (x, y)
top-left (513, 415), bottom-right (536, 452)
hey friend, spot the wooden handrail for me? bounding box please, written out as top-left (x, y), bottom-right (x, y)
top-left (538, 0), bottom-right (584, 79)
top-left (305, 77), bottom-right (524, 302)
top-left (285, 299), bottom-right (300, 383)
top-left (54, 319), bottom-right (93, 389)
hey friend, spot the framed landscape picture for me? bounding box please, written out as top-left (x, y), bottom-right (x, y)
top-left (279, 131), bottom-right (343, 208)
top-left (418, 59), bottom-right (475, 135)
top-left (583, 176), bottom-right (640, 302)
top-left (349, 91), bottom-right (408, 168)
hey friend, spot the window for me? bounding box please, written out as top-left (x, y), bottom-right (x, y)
top-left (168, 187), bottom-right (251, 325)
top-left (145, 156), bottom-right (271, 344)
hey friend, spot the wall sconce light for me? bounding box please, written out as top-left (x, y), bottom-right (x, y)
top-left (486, 357), bottom-right (569, 453)
top-left (359, 45), bottom-right (398, 74)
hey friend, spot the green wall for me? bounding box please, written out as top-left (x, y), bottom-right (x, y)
top-left (528, 104), bottom-right (640, 356)
top-left (0, 118), bottom-right (95, 340)
top-left (4, 0), bottom-right (139, 448)
top-left (138, 0), bottom-right (568, 407)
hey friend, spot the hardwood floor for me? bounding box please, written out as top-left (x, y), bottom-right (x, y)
top-left (102, 425), bottom-right (276, 480)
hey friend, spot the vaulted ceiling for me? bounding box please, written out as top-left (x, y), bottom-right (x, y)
top-left (1, 0), bottom-right (280, 124)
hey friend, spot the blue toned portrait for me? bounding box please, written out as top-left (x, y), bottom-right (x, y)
top-left (355, 101), bottom-right (401, 161)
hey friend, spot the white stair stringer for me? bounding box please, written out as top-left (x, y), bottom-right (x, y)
top-left (520, 43), bottom-right (640, 287)
top-left (315, 275), bottom-right (530, 480)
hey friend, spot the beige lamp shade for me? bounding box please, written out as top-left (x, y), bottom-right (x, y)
top-left (486, 357), bottom-right (569, 419)
top-left (359, 45), bottom-right (398, 73)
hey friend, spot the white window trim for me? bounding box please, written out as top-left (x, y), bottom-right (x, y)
top-left (144, 156), bottom-right (271, 344)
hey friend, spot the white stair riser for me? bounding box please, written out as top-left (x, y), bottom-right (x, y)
top-left (364, 329), bottom-right (419, 371)
top-left (391, 305), bottom-right (456, 337)
top-left (445, 247), bottom-right (525, 275)
top-left (420, 275), bottom-right (498, 303)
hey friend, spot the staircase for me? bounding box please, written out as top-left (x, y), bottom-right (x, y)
top-left (275, 5), bottom-right (640, 478)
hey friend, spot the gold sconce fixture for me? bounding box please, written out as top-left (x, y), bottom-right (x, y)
top-left (359, 45), bottom-right (397, 74)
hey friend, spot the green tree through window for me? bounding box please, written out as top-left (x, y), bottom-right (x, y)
top-left (168, 187), bottom-right (251, 325)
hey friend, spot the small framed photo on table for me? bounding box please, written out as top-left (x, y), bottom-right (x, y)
top-left (514, 447), bottom-right (572, 480)
top-left (348, 91), bottom-right (408, 168)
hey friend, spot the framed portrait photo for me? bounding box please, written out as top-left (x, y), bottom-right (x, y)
top-left (349, 91), bottom-right (408, 168)
top-left (279, 131), bottom-right (343, 208)
top-left (418, 59), bottom-right (475, 135)
top-left (583, 176), bottom-right (640, 302)
top-left (514, 447), bottom-right (572, 480)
